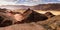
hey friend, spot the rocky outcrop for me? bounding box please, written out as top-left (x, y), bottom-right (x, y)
top-left (0, 12), bottom-right (14, 27)
top-left (20, 9), bottom-right (48, 23)
top-left (0, 8), bottom-right (7, 12)
top-left (44, 12), bottom-right (55, 18)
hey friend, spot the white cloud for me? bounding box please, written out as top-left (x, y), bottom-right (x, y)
top-left (0, 0), bottom-right (17, 6)
top-left (0, 0), bottom-right (60, 6)
top-left (15, 0), bottom-right (42, 6)
top-left (0, 0), bottom-right (42, 6)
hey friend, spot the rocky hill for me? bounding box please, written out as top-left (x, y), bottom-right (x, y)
top-left (20, 9), bottom-right (48, 23)
top-left (33, 3), bottom-right (60, 10)
top-left (0, 8), bottom-right (60, 30)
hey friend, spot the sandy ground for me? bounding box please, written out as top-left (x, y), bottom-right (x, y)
top-left (34, 10), bottom-right (60, 15)
top-left (0, 23), bottom-right (46, 30)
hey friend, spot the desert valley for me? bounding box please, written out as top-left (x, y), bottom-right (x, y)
top-left (0, 3), bottom-right (60, 30)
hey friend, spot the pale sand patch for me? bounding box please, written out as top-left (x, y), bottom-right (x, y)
top-left (34, 10), bottom-right (60, 15)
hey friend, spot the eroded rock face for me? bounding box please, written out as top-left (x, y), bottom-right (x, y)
top-left (0, 10), bottom-right (25, 27)
top-left (0, 8), bottom-right (60, 30)
top-left (0, 12), bottom-right (13, 27)
top-left (0, 8), bottom-right (48, 27)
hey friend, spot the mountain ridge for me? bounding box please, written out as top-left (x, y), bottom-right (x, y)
top-left (0, 3), bottom-right (60, 10)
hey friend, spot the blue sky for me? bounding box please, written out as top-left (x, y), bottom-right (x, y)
top-left (43, 0), bottom-right (60, 3)
top-left (0, 0), bottom-right (60, 6)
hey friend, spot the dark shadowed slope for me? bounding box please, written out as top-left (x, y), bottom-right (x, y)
top-left (0, 12), bottom-right (17, 27)
top-left (20, 9), bottom-right (48, 23)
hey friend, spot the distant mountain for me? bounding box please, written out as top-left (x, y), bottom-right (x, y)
top-left (34, 3), bottom-right (60, 10)
top-left (0, 5), bottom-right (30, 10)
top-left (0, 3), bottom-right (60, 10)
